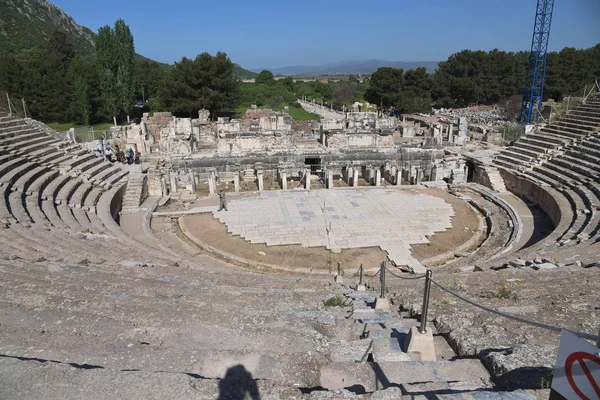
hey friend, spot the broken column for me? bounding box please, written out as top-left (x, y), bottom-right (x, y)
top-left (208, 171), bottom-right (216, 194)
top-left (170, 174), bottom-right (178, 194)
top-left (234, 173), bottom-right (240, 193)
top-left (305, 169), bottom-right (311, 190)
top-left (257, 170), bottom-right (264, 192)
top-left (346, 167), bottom-right (354, 185)
top-left (353, 169), bottom-right (359, 187)
top-left (416, 169), bottom-right (422, 185)
top-left (327, 171), bottom-right (334, 189)
top-left (281, 172), bottom-right (287, 190)
top-left (189, 171), bottom-right (196, 193)
top-left (375, 169), bottom-right (381, 187)
top-left (396, 169), bottom-right (402, 186)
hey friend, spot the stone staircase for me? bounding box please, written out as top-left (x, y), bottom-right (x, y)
top-left (494, 92), bottom-right (600, 172)
top-left (318, 283), bottom-right (494, 395)
top-left (121, 173), bottom-right (149, 213)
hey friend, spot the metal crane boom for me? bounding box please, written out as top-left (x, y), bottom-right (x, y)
top-left (520, 0), bottom-right (554, 124)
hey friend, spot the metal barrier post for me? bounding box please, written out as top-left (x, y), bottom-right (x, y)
top-left (6, 93), bottom-right (11, 117)
top-left (337, 261), bottom-right (341, 277)
top-left (379, 261), bottom-right (386, 299)
top-left (359, 264), bottom-right (363, 286)
top-left (419, 270), bottom-right (433, 334)
top-left (597, 328), bottom-right (600, 348)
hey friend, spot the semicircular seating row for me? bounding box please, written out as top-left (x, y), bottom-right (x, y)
top-left (493, 92), bottom-right (600, 247)
top-left (0, 115), bottom-right (175, 264)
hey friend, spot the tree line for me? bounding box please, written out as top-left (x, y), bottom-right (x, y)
top-left (0, 18), bottom-right (597, 126)
top-left (365, 45), bottom-right (600, 116)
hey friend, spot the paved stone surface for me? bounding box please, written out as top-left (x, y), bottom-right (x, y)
top-left (213, 189), bottom-right (454, 271)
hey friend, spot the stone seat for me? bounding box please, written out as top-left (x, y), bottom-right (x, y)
top-left (494, 153), bottom-right (530, 168)
top-left (553, 122), bottom-right (597, 137)
top-left (0, 157), bottom-right (27, 180)
top-left (568, 148), bottom-right (600, 165)
top-left (4, 133), bottom-right (54, 149)
top-left (27, 170), bottom-right (59, 196)
top-left (12, 166), bottom-right (48, 193)
top-left (557, 116), bottom-right (599, 129)
top-left (40, 198), bottom-right (68, 229)
top-left (526, 132), bottom-right (570, 145)
top-left (499, 148), bottom-right (534, 162)
top-left (43, 149), bottom-right (88, 167)
top-left (560, 154), bottom-right (600, 174)
top-left (519, 136), bottom-right (559, 150)
top-left (13, 137), bottom-right (62, 155)
top-left (544, 159), bottom-right (593, 183)
top-left (492, 158), bottom-right (517, 171)
top-left (0, 160), bottom-right (36, 187)
top-left (0, 127), bottom-right (38, 140)
top-left (72, 155), bottom-right (104, 174)
top-left (41, 173), bottom-right (71, 201)
top-left (0, 122), bottom-right (29, 134)
top-left (25, 194), bottom-right (49, 225)
top-left (83, 187), bottom-right (103, 212)
top-left (7, 190), bottom-right (32, 226)
top-left (60, 152), bottom-right (97, 171)
top-left (82, 160), bottom-right (112, 180)
top-left (547, 157), bottom-right (599, 181)
top-left (503, 146), bottom-right (540, 159)
top-left (55, 177), bottom-right (82, 205)
top-left (540, 126), bottom-right (590, 140)
top-left (562, 113), bottom-right (600, 125)
top-left (69, 182), bottom-right (93, 208)
top-left (56, 204), bottom-right (83, 231)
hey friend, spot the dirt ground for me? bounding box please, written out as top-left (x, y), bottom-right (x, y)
top-left (410, 188), bottom-right (482, 260)
top-left (177, 188), bottom-right (481, 271)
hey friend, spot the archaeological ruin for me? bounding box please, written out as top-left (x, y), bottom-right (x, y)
top-left (0, 89), bottom-right (599, 399)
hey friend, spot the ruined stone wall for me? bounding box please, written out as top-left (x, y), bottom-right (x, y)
top-left (216, 134), bottom-right (293, 155)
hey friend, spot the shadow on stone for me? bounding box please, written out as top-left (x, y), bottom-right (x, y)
top-left (217, 364), bottom-right (261, 400)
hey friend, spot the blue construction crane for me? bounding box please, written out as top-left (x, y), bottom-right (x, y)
top-left (520, 0), bottom-right (554, 124)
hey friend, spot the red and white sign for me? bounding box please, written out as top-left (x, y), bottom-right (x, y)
top-left (552, 329), bottom-right (600, 400)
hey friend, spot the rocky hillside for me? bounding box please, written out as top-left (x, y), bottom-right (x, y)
top-left (0, 0), bottom-right (95, 55)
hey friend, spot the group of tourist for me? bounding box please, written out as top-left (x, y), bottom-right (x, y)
top-left (96, 143), bottom-right (141, 164)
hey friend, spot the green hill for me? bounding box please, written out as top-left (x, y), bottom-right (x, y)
top-left (0, 0), bottom-right (96, 56)
top-left (233, 64), bottom-right (258, 79)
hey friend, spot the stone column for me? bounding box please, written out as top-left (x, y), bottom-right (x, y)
top-left (234, 173), bottom-right (240, 193)
top-left (353, 169), bottom-right (359, 187)
top-left (208, 171), bottom-right (216, 194)
top-left (161, 176), bottom-right (168, 197)
top-left (257, 171), bottom-right (264, 192)
top-left (416, 169), bottom-right (422, 185)
top-left (327, 171), bottom-right (334, 189)
top-left (305, 169), bottom-right (311, 190)
top-left (375, 169), bottom-right (381, 187)
top-left (347, 167), bottom-right (354, 185)
top-left (391, 166), bottom-right (397, 184)
top-left (189, 171), bottom-right (196, 193)
top-left (281, 172), bottom-right (287, 190)
top-left (170, 174), bottom-right (178, 194)
top-left (395, 169), bottom-right (402, 186)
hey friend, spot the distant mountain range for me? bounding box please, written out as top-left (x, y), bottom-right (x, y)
top-left (251, 60), bottom-right (440, 76)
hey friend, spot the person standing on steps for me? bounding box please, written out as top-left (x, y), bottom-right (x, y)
top-left (218, 189), bottom-right (228, 211)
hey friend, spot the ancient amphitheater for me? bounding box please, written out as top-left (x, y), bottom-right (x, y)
top-left (0, 94), bottom-right (599, 399)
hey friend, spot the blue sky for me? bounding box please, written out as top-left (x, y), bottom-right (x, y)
top-left (51, 0), bottom-right (599, 69)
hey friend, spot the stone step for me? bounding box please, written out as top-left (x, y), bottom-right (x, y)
top-left (519, 137), bottom-right (559, 150)
top-left (321, 359), bottom-right (492, 392)
top-left (55, 178), bottom-right (82, 205)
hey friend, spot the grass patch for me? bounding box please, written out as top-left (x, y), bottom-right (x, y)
top-left (46, 122), bottom-right (114, 142)
top-left (47, 122), bottom-right (113, 131)
top-left (233, 103), bottom-right (319, 121)
top-left (323, 295), bottom-right (350, 307)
